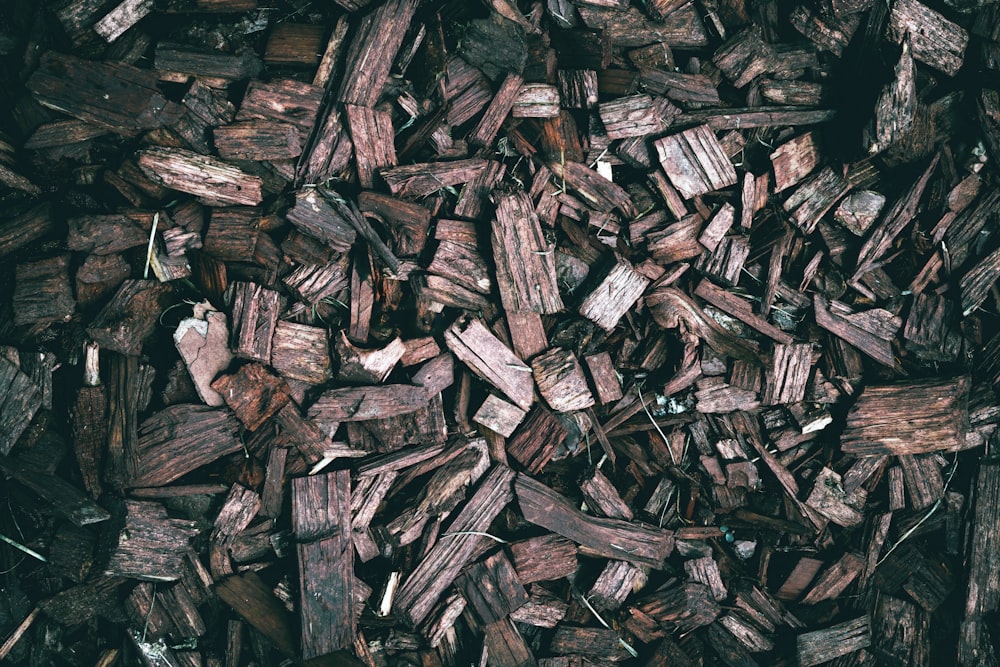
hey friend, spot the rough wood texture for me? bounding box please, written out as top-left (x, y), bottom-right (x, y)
top-left (137, 147), bottom-right (263, 206)
top-left (654, 125), bottom-right (737, 199)
top-left (492, 188), bottom-right (564, 315)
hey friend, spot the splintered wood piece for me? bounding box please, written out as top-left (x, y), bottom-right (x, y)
top-left (550, 626), bottom-right (632, 662)
top-left (395, 465), bottom-right (515, 626)
top-left (484, 619), bottom-right (537, 667)
top-left (584, 352), bottom-right (623, 405)
top-left (155, 42), bottom-right (263, 80)
top-left (236, 79), bottom-right (322, 151)
top-left (104, 500), bottom-right (199, 581)
top-left (887, 0), bottom-right (967, 76)
top-left (770, 132), bottom-right (820, 193)
top-left (509, 586), bottom-right (569, 629)
top-left (285, 190), bottom-right (357, 253)
top-left (789, 5), bottom-right (860, 57)
top-left (0, 457), bottom-right (110, 526)
top-left (229, 282), bottom-right (282, 364)
top-left (215, 572), bottom-right (296, 657)
top-left (506, 407), bottom-right (569, 474)
top-left (204, 207), bottom-right (260, 262)
top-left (27, 52), bottom-right (183, 135)
top-left (805, 467), bottom-right (864, 527)
top-left (338, 0), bottom-right (421, 107)
top-left (455, 551), bottom-right (529, 624)
top-left (469, 72), bottom-right (526, 148)
top-left (93, 0), bottom-right (152, 42)
top-left (358, 191), bottom-right (431, 258)
top-left (492, 189), bottom-right (563, 315)
top-left (473, 394), bottom-right (527, 438)
top-left (427, 240), bottom-right (492, 296)
top-left (813, 294), bottom-right (901, 370)
top-left (0, 204), bottom-right (54, 259)
top-left (212, 364), bottom-right (291, 432)
top-left (264, 22), bottom-right (325, 66)
top-left (801, 552), bottom-right (864, 605)
top-left (654, 125), bottom-right (737, 199)
top-left (695, 235), bottom-right (749, 286)
top-left (13, 255), bottom-right (72, 331)
top-left (558, 69), bottom-right (599, 109)
top-left (782, 166), bottom-right (850, 234)
top-left (548, 160), bottom-right (636, 217)
top-left (694, 279), bottom-right (794, 345)
top-left (698, 203), bottom-right (735, 252)
top-left (776, 557), bottom-right (825, 601)
top-left (292, 471), bottom-right (354, 658)
top-left (797, 617), bottom-right (871, 667)
top-left (509, 534), bottom-right (578, 583)
top-left (445, 317), bottom-right (534, 411)
top-left (577, 4), bottom-right (709, 48)
top-left (512, 83), bottom-right (561, 118)
top-left (213, 120), bottom-right (300, 161)
top-left (137, 147), bottom-right (263, 206)
top-left (962, 459), bottom-right (1000, 662)
top-left (762, 343), bottom-right (812, 405)
top-left (380, 158), bottom-right (489, 199)
top-left (67, 212), bottom-right (152, 255)
top-left (283, 258), bottom-right (350, 305)
top-left (260, 446), bottom-right (287, 518)
top-left (834, 190), bottom-right (886, 236)
top-left (961, 246), bottom-right (1000, 316)
top-left (516, 474), bottom-right (673, 569)
top-left (308, 385), bottom-right (434, 423)
top-left (271, 321), bottom-right (331, 384)
top-left (86, 280), bottom-right (171, 356)
top-left (210, 484), bottom-right (261, 577)
top-left (598, 94), bottom-right (669, 139)
top-left (864, 41), bottom-right (915, 156)
top-left (531, 348), bottom-right (595, 413)
top-left (841, 376), bottom-right (970, 456)
top-left (334, 333), bottom-right (406, 385)
top-left (129, 405), bottom-right (241, 487)
top-left (580, 468), bottom-right (632, 520)
top-left (579, 261), bottom-right (649, 332)
top-left (712, 26), bottom-right (774, 89)
top-left (589, 560), bottom-right (645, 612)
top-left (345, 105), bottom-right (397, 189)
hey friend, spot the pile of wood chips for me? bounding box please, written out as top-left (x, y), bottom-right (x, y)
top-left (2, 0), bottom-right (1000, 664)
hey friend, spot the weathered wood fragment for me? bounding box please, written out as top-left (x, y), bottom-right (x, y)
top-left (654, 126), bottom-right (737, 199)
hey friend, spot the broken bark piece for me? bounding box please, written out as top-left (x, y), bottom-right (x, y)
top-left (797, 617), bottom-right (871, 667)
top-left (0, 457), bottom-right (110, 527)
top-left (548, 160), bottom-right (636, 217)
top-left (173, 303), bottom-right (232, 407)
top-left (270, 321), bottom-right (331, 384)
top-left (213, 120), bottom-right (300, 161)
top-left (455, 550), bottom-right (528, 624)
top-left (292, 470), bottom-right (355, 658)
top-left (469, 72), bottom-right (525, 149)
top-left (395, 465), bottom-right (515, 627)
top-left (473, 394), bottom-right (527, 438)
top-left (841, 376), bottom-right (970, 456)
top-left (215, 572), bottom-right (297, 657)
top-left (86, 280), bottom-right (172, 356)
top-left (509, 534), bottom-right (578, 584)
top-left (713, 26), bottom-right (774, 89)
top-left (308, 385), bottom-right (435, 423)
top-left (579, 261), bottom-right (649, 332)
top-left (598, 94), bottom-right (670, 139)
top-left (285, 190), bottom-right (357, 253)
top-left (334, 334), bottom-right (406, 385)
top-left (67, 212), bottom-right (152, 255)
top-left (864, 41), bottom-right (916, 156)
top-left (212, 364), bottom-right (291, 432)
top-left (137, 147), bottom-right (263, 206)
top-left (338, 0), bottom-right (423, 107)
top-left (381, 158), bottom-right (489, 199)
top-left (345, 105), bottom-right (397, 189)
top-left (506, 407), bottom-right (569, 473)
top-left (13, 254), bottom-right (75, 328)
top-left (654, 125), bottom-right (737, 199)
top-left (813, 294), bottom-right (901, 370)
top-left (264, 22), bottom-right (325, 66)
top-left (229, 282), bottom-right (282, 364)
top-left (770, 132), bottom-right (820, 193)
top-left (445, 316), bottom-right (534, 411)
top-left (203, 207), bottom-right (260, 262)
top-left (580, 468), bottom-right (633, 520)
top-left (511, 83), bottom-right (561, 118)
top-left (516, 474), bottom-right (672, 569)
top-left (492, 188), bottom-right (564, 315)
top-left (762, 344), bottom-right (812, 406)
top-left (551, 626), bottom-right (632, 662)
top-left (886, 0), bottom-right (967, 76)
top-left (531, 348), bottom-right (595, 413)
top-left (129, 404), bottom-right (241, 487)
top-left (102, 500), bottom-right (198, 581)
top-left (0, 203), bottom-right (54, 259)
top-left (584, 352), bottom-right (622, 405)
top-left (694, 279), bottom-right (793, 345)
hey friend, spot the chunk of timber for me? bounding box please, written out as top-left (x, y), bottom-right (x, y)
top-left (509, 534), bottom-right (578, 583)
top-left (455, 551), bottom-right (529, 624)
top-left (550, 626), bottom-right (632, 662)
top-left (72, 344), bottom-right (105, 497)
top-left (129, 405), bottom-right (242, 487)
top-left (358, 191), bottom-right (432, 258)
top-left (961, 246), bottom-right (1000, 316)
top-left (264, 23), bottom-right (325, 66)
top-left (510, 586), bottom-right (569, 629)
top-left (345, 105), bottom-right (397, 189)
top-left (484, 619), bottom-right (538, 667)
top-left (598, 94), bottom-right (669, 139)
top-left (790, 4), bottom-right (860, 56)
top-left (761, 344), bottom-right (812, 405)
top-left (334, 334), bottom-right (406, 385)
top-left (834, 190), bottom-right (886, 236)
top-left (841, 376), bottom-right (971, 456)
top-left (215, 572), bottom-right (296, 657)
top-left (516, 474), bottom-right (673, 568)
top-left (86, 280), bottom-right (172, 356)
top-left (0, 456), bottom-right (109, 526)
top-left (960, 458), bottom-right (1000, 664)
top-left (584, 352), bottom-right (623, 404)
top-left (0, 204), bottom-right (53, 259)
top-left (309, 384), bottom-right (437, 423)
top-left (13, 255), bottom-right (75, 328)
top-left (426, 240), bottom-right (492, 297)
top-left (292, 471), bottom-right (354, 658)
top-left (506, 407), bottom-right (569, 474)
top-left (203, 207), bottom-right (260, 262)
top-left (381, 158), bottom-right (489, 199)
top-left (473, 394), bottom-right (527, 438)
top-left (580, 468), bottom-right (633, 521)
top-left (654, 125), bottom-right (737, 199)
top-left (797, 616), bottom-right (871, 667)
top-left (801, 552), bottom-right (865, 604)
top-left (492, 189), bottom-right (563, 315)
top-left (212, 364), bottom-right (291, 432)
top-left (395, 465), bottom-right (516, 626)
top-left (229, 282), bottom-right (282, 363)
top-left (67, 212), bottom-right (152, 255)
top-left (173, 304), bottom-right (231, 407)
top-left (213, 120), bottom-right (300, 161)
top-left (271, 321), bottom-right (331, 384)
top-left (558, 69), bottom-right (599, 109)
top-left (577, 4), bottom-right (709, 48)
top-left (887, 0), bottom-right (967, 76)
top-left (93, 0), bottom-right (152, 42)
top-left (338, 0), bottom-right (421, 107)
top-left (27, 52), bottom-right (183, 135)
top-left (713, 26), bottom-right (775, 89)
top-left (236, 79), bottom-right (322, 151)
top-left (102, 500), bottom-right (198, 581)
top-left (137, 147), bottom-right (263, 206)
top-left (694, 280), bottom-right (794, 345)
top-left (685, 106), bottom-right (836, 131)
top-left (770, 132), bottom-right (820, 193)
top-left (864, 41), bottom-right (916, 156)
top-left (548, 160), bottom-right (636, 217)
top-left (579, 261), bottom-right (649, 331)
top-left (813, 294), bottom-right (901, 370)
top-left (469, 73), bottom-right (525, 148)
top-left (209, 484), bottom-right (260, 577)
top-left (445, 317), bottom-right (534, 411)
top-left (154, 42), bottom-right (263, 80)
top-left (284, 190), bottom-right (357, 253)
top-left (531, 348), bottom-right (595, 413)
top-left (805, 467), bottom-right (864, 527)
